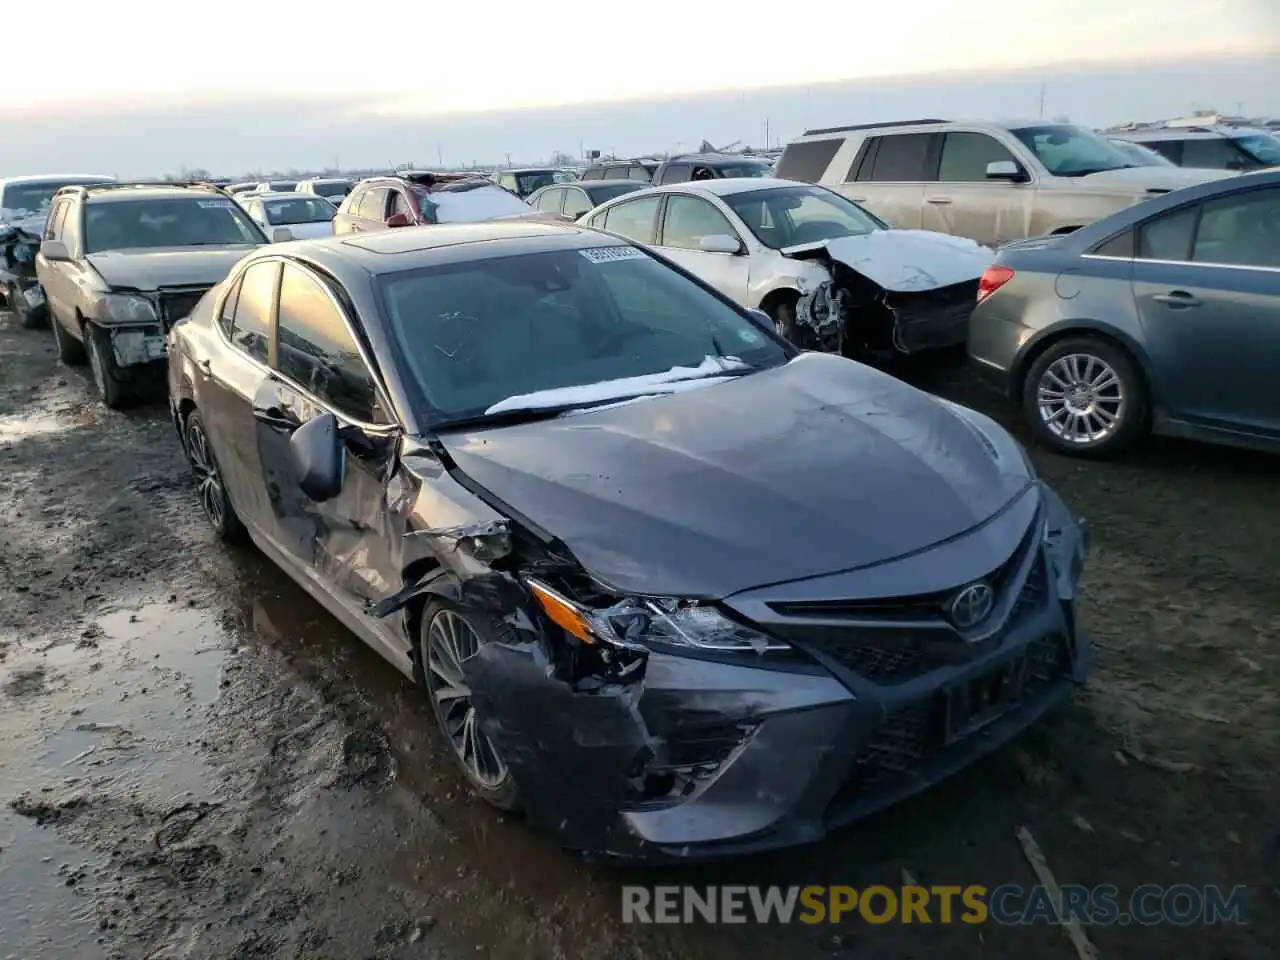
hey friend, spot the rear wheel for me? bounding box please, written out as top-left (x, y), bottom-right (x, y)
top-left (85, 323), bottom-right (132, 409)
top-left (183, 409), bottom-right (246, 543)
top-left (1022, 336), bottom-right (1147, 458)
top-left (51, 313), bottom-right (87, 365)
top-left (419, 601), bottom-right (520, 811)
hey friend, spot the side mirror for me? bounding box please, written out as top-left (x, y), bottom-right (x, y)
top-left (289, 413), bottom-right (345, 502)
top-left (40, 239), bottom-right (70, 261)
top-left (986, 160), bottom-right (1027, 182)
top-left (385, 212), bottom-right (412, 228)
top-left (272, 227), bottom-right (294, 242)
top-left (698, 233), bottom-right (742, 254)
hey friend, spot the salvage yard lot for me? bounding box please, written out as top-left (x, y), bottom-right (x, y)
top-left (0, 309), bottom-right (1276, 959)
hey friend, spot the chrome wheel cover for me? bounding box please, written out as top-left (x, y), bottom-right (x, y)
top-left (1036, 353), bottom-right (1125, 445)
top-left (186, 419), bottom-right (226, 531)
top-left (426, 610), bottom-right (507, 788)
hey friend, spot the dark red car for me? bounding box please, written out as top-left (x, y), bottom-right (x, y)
top-left (332, 172), bottom-right (560, 235)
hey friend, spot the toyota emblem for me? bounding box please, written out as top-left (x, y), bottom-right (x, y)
top-left (949, 581), bottom-right (995, 629)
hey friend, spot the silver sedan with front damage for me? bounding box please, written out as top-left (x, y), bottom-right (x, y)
top-left (579, 178), bottom-right (994, 359)
top-left (167, 220), bottom-right (1091, 861)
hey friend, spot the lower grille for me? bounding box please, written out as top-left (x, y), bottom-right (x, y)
top-left (159, 289), bottom-right (210, 329)
top-left (840, 632), bottom-right (1069, 793)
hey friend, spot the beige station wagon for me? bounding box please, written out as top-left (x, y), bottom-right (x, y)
top-left (775, 118), bottom-right (1232, 247)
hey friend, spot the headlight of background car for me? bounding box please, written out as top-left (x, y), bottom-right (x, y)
top-left (98, 293), bottom-right (159, 325)
top-left (527, 580), bottom-right (789, 654)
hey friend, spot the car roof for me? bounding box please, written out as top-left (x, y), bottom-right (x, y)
top-left (663, 153), bottom-right (773, 165)
top-left (269, 221), bottom-right (628, 276)
top-left (635, 177), bottom-right (809, 198)
top-left (81, 185), bottom-right (228, 203)
top-left (301, 177), bottom-right (351, 184)
top-left (0, 173), bottom-right (115, 187)
top-left (505, 168), bottom-right (557, 174)
top-left (254, 192), bottom-right (322, 200)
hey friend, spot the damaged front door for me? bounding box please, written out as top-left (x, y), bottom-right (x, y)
top-left (258, 261), bottom-right (402, 612)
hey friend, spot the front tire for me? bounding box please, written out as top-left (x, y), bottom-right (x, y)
top-left (85, 323), bottom-right (132, 409)
top-left (183, 409), bottom-right (246, 543)
top-left (419, 601), bottom-right (520, 811)
top-left (1022, 336), bottom-right (1147, 458)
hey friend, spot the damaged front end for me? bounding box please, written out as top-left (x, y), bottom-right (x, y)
top-left (786, 231), bottom-right (994, 360)
top-left (91, 286), bottom-right (210, 369)
top-left (0, 222), bottom-right (45, 320)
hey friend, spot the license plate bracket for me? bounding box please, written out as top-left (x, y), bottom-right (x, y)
top-left (942, 654), bottom-right (1029, 742)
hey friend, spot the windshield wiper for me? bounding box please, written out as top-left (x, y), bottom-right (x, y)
top-left (1059, 166), bottom-right (1126, 177)
top-left (431, 399), bottom-right (635, 432)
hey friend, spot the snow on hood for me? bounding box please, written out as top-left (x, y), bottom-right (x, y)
top-left (1077, 165), bottom-right (1235, 191)
top-left (484, 355), bottom-right (751, 414)
top-left (791, 230), bottom-right (995, 293)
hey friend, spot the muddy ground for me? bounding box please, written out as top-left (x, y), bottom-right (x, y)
top-left (1, 308), bottom-right (1276, 960)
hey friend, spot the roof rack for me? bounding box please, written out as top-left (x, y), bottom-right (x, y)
top-left (54, 180), bottom-right (232, 198)
top-left (802, 118), bottom-right (948, 137)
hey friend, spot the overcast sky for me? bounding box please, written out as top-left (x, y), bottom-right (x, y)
top-left (2, 0), bottom-right (1277, 175)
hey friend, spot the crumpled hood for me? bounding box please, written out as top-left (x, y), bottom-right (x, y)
top-left (1078, 165), bottom-right (1235, 192)
top-left (784, 230), bottom-right (995, 292)
top-left (438, 352), bottom-right (1033, 598)
top-left (85, 246), bottom-right (256, 290)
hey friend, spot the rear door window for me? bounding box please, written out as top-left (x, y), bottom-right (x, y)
top-left (629, 166), bottom-right (652, 181)
top-left (602, 195), bottom-right (661, 244)
top-left (1182, 138), bottom-right (1252, 170)
top-left (859, 133), bottom-right (934, 182)
top-left (604, 166), bottom-right (631, 180)
top-left (229, 260), bottom-right (279, 363)
top-left (1191, 187), bottom-right (1280, 268)
top-left (535, 188), bottom-right (564, 213)
top-left (660, 164), bottom-right (692, 184)
top-left (775, 138), bottom-right (842, 182)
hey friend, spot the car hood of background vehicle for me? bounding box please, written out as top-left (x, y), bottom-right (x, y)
top-left (1078, 165), bottom-right (1236, 191)
top-left (86, 247), bottom-right (256, 290)
top-left (438, 352), bottom-right (1032, 598)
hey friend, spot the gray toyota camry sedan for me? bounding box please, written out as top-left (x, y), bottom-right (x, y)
top-left (166, 220), bottom-right (1091, 860)
top-left (969, 168), bottom-right (1280, 458)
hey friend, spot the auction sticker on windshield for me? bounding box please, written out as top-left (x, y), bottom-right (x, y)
top-left (580, 246), bottom-right (647, 264)
top-left (197, 200), bottom-right (233, 209)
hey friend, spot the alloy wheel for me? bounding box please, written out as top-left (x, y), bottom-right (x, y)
top-left (425, 610), bottom-right (507, 788)
top-left (186, 418), bottom-right (227, 532)
top-left (1035, 352), bottom-right (1125, 445)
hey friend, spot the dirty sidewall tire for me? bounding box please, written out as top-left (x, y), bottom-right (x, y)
top-left (51, 313), bottom-right (87, 365)
top-left (1023, 336), bottom-right (1147, 459)
top-left (768, 297), bottom-right (800, 343)
top-left (183, 409), bottom-right (247, 544)
top-left (418, 600), bottom-right (521, 812)
top-left (85, 323), bottom-right (133, 410)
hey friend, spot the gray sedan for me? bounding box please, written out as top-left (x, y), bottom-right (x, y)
top-left (969, 168), bottom-right (1280, 457)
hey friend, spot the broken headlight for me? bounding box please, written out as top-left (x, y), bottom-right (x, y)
top-left (598, 598), bottom-right (790, 654)
top-left (526, 579), bottom-right (788, 655)
top-left (98, 293), bottom-right (159, 325)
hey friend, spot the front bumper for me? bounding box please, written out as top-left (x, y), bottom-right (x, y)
top-left (467, 487), bottom-right (1090, 861)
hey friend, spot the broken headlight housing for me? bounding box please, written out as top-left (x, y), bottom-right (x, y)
top-left (526, 580), bottom-right (789, 655)
top-left (98, 292), bottom-right (159, 325)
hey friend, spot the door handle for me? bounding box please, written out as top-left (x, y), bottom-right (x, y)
top-left (253, 406), bottom-right (297, 431)
top-left (927, 197), bottom-right (953, 204)
top-left (1153, 290), bottom-right (1201, 307)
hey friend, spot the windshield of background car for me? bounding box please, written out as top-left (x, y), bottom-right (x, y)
top-left (84, 198), bottom-right (264, 253)
top-left (1233, 134), bottom-right (1280, 165)
top-left (515, 172), bottom-right (557, 194)
top-left (723, 185), bottom-right (885, 248)
top-left (263, 197), bottom-right (337, 224)
top-left (378, 246), bottom-right (787, 422)
top-left (270, 182), bottom-right (298, 192)
top-left (553, 171), bottom-right (577, 183)
top-left (718, 162), bottom-right (772, 178)
top-left (412, 184), bottom-right (533, 223)
top-left (1011, 124), bottom-right (1138, 176)
top-left (1111, 140), bottom-right (1175, 167)
top-left (589, 182), bottom-right (645, 202)
top-left (314, 182), bottom-right (350, 197)
top-left (1, 180), bottom-right (109, 218)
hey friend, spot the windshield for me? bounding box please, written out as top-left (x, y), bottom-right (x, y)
top-left (314, 182), bottom-right (350, 197)
top-left (379, 246), bottom-right (787, 423)
top-left (84, 198), bottom-right (263, 252)
top-left (1011, 124), bottom-right (1138, 176)
top-left (1233, 134), bottom-right (1280, 166)
top-left (1109, 140), bottom-right (1175, 167)
top-left (1, 179), bottom-right (111, 218)
top-left (718, 162), bottom-right (772, 178)
top-left (413, 184), bottom-right (533, 223)
top-left (588, 182), bottom-right (645, 203)
top-left (553, 171), bottom-right (577, 183)
top-left (263, 197), bottom-right (337, 224)
top-left (515, 172), bottom-right (557, 194)
top-left (722, 184), bottom-right (885, 248)
top-left (269, 181), bottom-right (298, 192)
